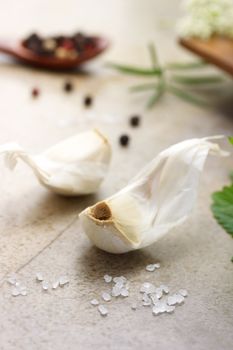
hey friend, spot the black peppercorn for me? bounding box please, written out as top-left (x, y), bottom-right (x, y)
top-left (129, 115), bottom-right (140, 127)
top-left (31, 87), bottom-right (40, 98)
top-left (64, 81), bottom-right (73, 93)
top-left (84, 95), bottom-right (93, 107)
top-left (119, 134), bottom-right (130, 147)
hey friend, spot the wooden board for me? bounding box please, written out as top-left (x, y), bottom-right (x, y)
top-left (179, 36), bottom-right (233, 76)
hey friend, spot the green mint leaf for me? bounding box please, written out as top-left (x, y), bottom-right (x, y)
top-left (228, 136), bottom-right (233, 146)
top-left (211, 184), bottom-right (233, 238)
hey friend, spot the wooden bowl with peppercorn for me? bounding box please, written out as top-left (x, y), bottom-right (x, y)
top-left (0, 32), bottom-right (109, 70)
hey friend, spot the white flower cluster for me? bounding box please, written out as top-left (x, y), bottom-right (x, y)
top-left (178, 0), bottom-right (233, 39)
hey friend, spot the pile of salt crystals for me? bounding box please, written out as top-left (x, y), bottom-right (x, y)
top-left (90, 264), bottom-right (188, 317)
top-left (36, 273), bottom-right (69, 291)
top-left (7, 274), bottom-right (28, 297)
top-left (7, 273), bottom-right (69, 296)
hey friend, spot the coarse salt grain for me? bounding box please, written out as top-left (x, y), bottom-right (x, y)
top-left (103, 275), bottom-right (112, 283)
top-left (167, 294), bottom-right (184, 306)
top-left (120, 288), bottom-right (129, 297)
top-left (155, 288), bottom-right (163, 299)
top-left (36, 273), bottom-right (44, 282)
top-left (140, 282), bottom-right (156, 294)
top-left (7, 274), bottom-right (17, 285)
top-left (20, 290), bottom-right (27, 296)
top-left (52, 280), bottom-right (60, 289)
top-left (131, 303), bottom-right (137, 310)
top-left (42, 281), bottom-right (49, 291)
top-left (160, 284), bottom-right (169, 294)
top-left (152, 301), bottom-right (167, 315)
top-left (111, 285), bottom-right (121, 297)
top-left (113, 276), bottom-right (127, 284)
top-left (11, 288), bottom-right (20, 297)
top-left (146, 263), bottom-right (160, 272)
top-left (90, 299), bottom-right (99, 306)
top-left (59, 276), bottom-right (69, 286)
top-left (102, 292), bottom-right (111, 302)
top-left (98, 304), bottom-right (108, 316)
top-left (166, 305), bottom-right (175, 313)
top-left (179, 289), bottom-right (188, 297)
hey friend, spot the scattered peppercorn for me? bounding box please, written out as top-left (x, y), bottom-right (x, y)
top-left (84, 95), bottom-right (93, 107)
top-left (119, 134), bottom-right (130, 147)
top-left (129, 115), bottom-right (140, 127)
top-left (64, 81), bottom-right (73, 93)
top-left (31, 87), bottom-right (40, 98)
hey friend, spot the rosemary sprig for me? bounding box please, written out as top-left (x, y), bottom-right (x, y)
top-left (167, 85), bottom-right (209, 106)
top-left (108, 44), bottom-right (226, 108)
top-left (171, 74), bottom-right (224, 85)
top-left (107, 63), bottom-right (162, 76)
top-left (165, 60), bottom-right (207, 70)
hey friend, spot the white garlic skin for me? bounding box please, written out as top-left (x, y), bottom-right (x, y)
top-left (0, 129), bottom-right (111, 196)
top-left (79, 137), bottom-right (227, 254)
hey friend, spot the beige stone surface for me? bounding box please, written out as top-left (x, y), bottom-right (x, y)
top-left (0, 1), bottom-right (233, 349)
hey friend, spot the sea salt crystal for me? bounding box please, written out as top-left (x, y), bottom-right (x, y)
top-left (42, 281), bottom-right (49, 291)
top-left (20, 290), bottom-right (27, 296)
top-left (166, 305), bottom-right (175, 313)
top-left (104, 275), bottom-right (112, 283)
top-left (19, 285), bottom-right (26, 293)
top-left (167, 296), bottom-right (176, 306)
top-left (150, 294), bottom-right (158, 305)
top-left (142, 293), bottom-right (151, 303)
top-left (120, 288), bottom-right (129, 297)
top-left (114, 281), bottom-right (124, 289)
top-left (11, 288), bottom-right (20, 297)
top-left (131, 303), bottom-right (137, 310)
top-left (59, 276), bottom-right (69, 286)
top-left (98, 304), bottom-right (108, 316)
top-left (155, 288), bottom-right (163, 299)
top-left (167, 294), bottom-right (184, 306)
top-left (36, 272), bottom-right (44, 282)
top-left (102, 292), bottom-right (111, 302)
top-left (146, 263), bottom-right (160, 272)
top-left (175, 294), bottom-right (185, 304)
top-left (143, 301), bottom-right (151, 307)
top-left (179, 289), bottom-right (188, 297)
top-left (7, 274), bottom-right (17, 285)
top-left (52, 280), bottom-right (59, 289)
top-left (160, 284), bottom-right (169, 294)
top-left (113, 276), bottom-right (127, 284)
top-left (90, 299), bottom-right (99, 306)
top-left (152, 301), bottom-right (167, 315)
top-left (111, 285), bottom-right (121, 297)
top-left (140, 282), bottom-right (156, 294)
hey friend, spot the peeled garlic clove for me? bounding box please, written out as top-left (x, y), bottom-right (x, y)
top-left (0, 129), bottom-right (111, 196)
top-left (79, 136), bottom-right (227, 253)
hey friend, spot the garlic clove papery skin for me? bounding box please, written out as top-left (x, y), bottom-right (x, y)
top-left (79, 137), bottom-right (228, 254)
top-left (0, 129), bottom-right (111, 196)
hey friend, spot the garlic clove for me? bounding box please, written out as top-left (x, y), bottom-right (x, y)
top-left (0, 129), bottom-right (111, 196)
top-left (79, 136), bottom-right (228, 253)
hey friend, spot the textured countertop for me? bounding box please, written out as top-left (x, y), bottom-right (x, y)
top-left (0, 1), bottom-right (232, 349)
